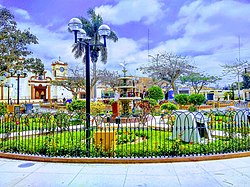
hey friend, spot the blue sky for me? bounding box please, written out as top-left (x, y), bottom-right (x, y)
top-left (1, 0), bottom-right (250, 86)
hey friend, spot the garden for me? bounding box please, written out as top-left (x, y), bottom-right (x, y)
top-left (0, 91), bottom-right (250, 158)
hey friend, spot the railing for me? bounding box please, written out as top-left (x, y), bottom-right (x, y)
top-left (234, 101), bottom-right (248, 108)
top-left (0, 109), bottom-right (250, 158)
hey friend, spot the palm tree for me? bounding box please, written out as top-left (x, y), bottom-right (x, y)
top-left (72, 9), bottom-right (118, 100)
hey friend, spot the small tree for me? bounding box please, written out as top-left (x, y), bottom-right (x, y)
top-left (174, 94), bottom-right (189, 106)
top-left (139, 52), bottom-right (194, 94)
top-left (222, 58), bottom-right (249, 100)
top-left (180, 73), bottom-right (221, 94)
top-left (147, 85), bottom-right (164, 101)
top-left (188, 94), bottom-right (206, 107)
top-left (98, 69), bottom-right (120, 90)
top-left (0, 8), bottom-right (44, 75)
top-left (146, 98), bottom-right (158, 107)
top-left (160, 102), bottom-right (178, 113)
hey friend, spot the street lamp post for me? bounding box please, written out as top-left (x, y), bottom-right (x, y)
top-left (4, 82), bottom-right (12, 105)
top-left (9, 69), bottom-right (28, 104)
top-left (68, 18), bottom-right (111, 156)
top-left (0, 73), bottom-right (8, 101)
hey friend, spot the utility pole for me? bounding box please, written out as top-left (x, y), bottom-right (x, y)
top-left (237, 36), bottom-right (241, 101)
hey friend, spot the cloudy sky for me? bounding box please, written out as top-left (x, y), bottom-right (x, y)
top-left (1, 0), bottom-right (250, 86)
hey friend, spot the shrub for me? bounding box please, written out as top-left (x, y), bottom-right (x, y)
top-left (147, 86), bottom-right (164, 101)
top-left (67, 100), bottom-right (106, 115)
top-left (0, 103), bottom-right (7, 116)
top-left (147, 98), bottom-right (158, 107)
top-left (188, 105), bottom-right (197, 112)
top-left (160, 102), bottom-right (178, 113)
top-left (174, 94), bottom-right (189, 106)
top-left (66, 100), bottom-right (86, 112)
top-left (188, 94), bottom-right (206, 106)
top-left (90, 102), bottom-right (106, 115)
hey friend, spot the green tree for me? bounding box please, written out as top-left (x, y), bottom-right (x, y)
top-left (188, 94), bottom-right (206, 106)
top-left (0, 8), bottom-right (44, 75)
top-left (139, 52), bottom-right (194, 94)
top-left (174, 94), bottom-right (189, 106)
top-left (147, 85), bottom-right (164, 102)
top-left (222, 58), bottom-right (248, 100)
top-left (243, 72), bottom-right (250, 89)
top-left (180, 73), bottom-right (221, 94)
top-left (146, 98), bottom-right (158, 107)
top-left (71, 9), bottom-right (118, 100)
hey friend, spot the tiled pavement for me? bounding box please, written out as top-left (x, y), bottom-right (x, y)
top-left (0, 157), bottom-right (250, 186)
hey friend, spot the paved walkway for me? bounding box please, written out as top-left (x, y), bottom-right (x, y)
top-left (0, 157), bottom-right (250, 186)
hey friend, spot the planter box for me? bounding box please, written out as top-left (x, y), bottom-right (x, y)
top-left (94, 130), bottom-right (116, 151)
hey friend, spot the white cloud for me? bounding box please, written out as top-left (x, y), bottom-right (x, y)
top-left (17, 21), bottom-right (83, 71)
top-left (104, 0), bottom-right (250, 80)
top-left (0, 4), bottom-right (30, 20)
top-left (108, 38), bottom-right (141, 60)
top-left (17, 20), bottom-right (145, 76)
top-left (168, 0), bottom-right (250, 37)
top-left (95, 0), bottom-right (165, 25)
top-left (13, 8), bottom-right (30, 20)
top-left (162, 0), bottom-right (250, 85)
top-left (5, 0), bottom-right (250, 87)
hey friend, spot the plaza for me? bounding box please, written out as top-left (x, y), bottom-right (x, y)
top-left (1, 1), bottom-right (250, 186)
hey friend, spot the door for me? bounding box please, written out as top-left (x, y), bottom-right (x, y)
top-left (34, 85), bottom-right (47, 101)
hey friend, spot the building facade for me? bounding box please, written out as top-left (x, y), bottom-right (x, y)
top-left (0, 59), bottom-right (73, 104)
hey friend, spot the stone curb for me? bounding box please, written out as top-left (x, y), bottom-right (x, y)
top-left (0, 151), bottom-right (250, 164)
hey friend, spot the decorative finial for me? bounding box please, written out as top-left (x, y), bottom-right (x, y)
top-left (120, 61), bottom-right (128, 77)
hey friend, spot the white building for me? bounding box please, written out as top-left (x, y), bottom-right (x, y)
top-left (0, 59), bottom-right (73, 103)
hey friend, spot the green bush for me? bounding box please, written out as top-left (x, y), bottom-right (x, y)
top-left (188, 94), bottom-right (206, 106)
top-left (147, 86), bottom-right (164, 101)
top-left (174, 94), bottom-right (189, 105)
top-left (67, 100), bottom-right (106, 115)
top-left (66, 100), bottom-right (86, 112)
top-left (160, 102), bottom-right (178, 112)
top-left (90, 102), bottom-right (106, 115)
top-left (147, 98), bottom-right (158, 107)
top-left (0, 103), bottom-right (7, 116)
top-left (188, 105), bottom-right (197, 112)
